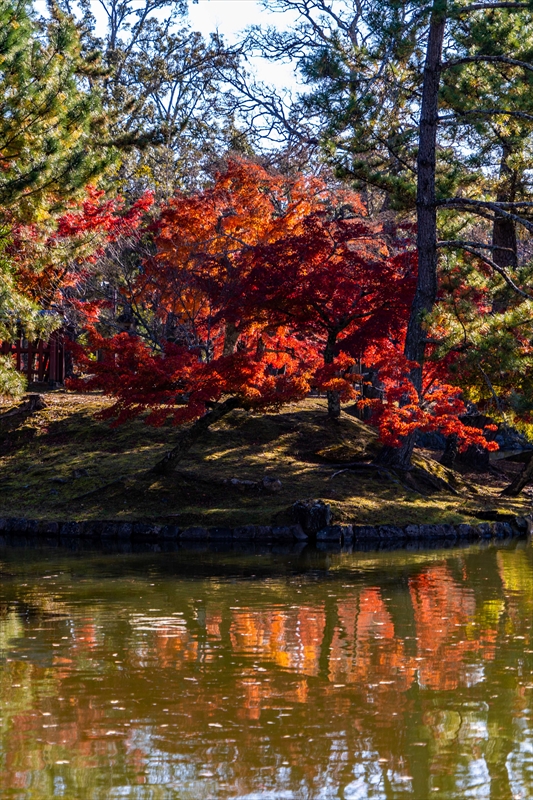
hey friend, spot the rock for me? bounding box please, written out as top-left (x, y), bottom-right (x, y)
top-left (404, 524), bottom-right (420, 538)
top-left (180, 527), bottom-right (209, 539)
top-left (60, 521), bottom-right (83, 537)
top-left (72, 469), bottom-right (89, 479)
top-left (378, 525), bottom-right (405, 539)
top-left (492, 521), bottom-right (513, 538)
top-left (271, 524), bottom-right (307, 541)
top-left (418, 524), bottom-right (446, 538)
top-left (476, 523), bottom-right (492, 538)
top-left (100, 522), bottom-right (119, 539)
top-left (233, 525), bottom-right (255, 539)
top-left (116, 523), bottom-right (133, 540)
top-left (227, 478), bottom-right (257, 491)
top-left (415, 430), bottom-right (447, 450)
top-left (37, 520), bottom-right (60, 535)
top-left (132, 522), bottom-right (162, 539)
top-left (352, 525), bottom-right (380, 540)
top-left (316, 525), bottom-right (352, 543)
top-left (209, 526), bottom-right (234, 539)
top-left (160, 524), bottom-right (179, 540)
top-left (6, 518), bottom-right (28, 533)
top-left (456, 524), bottom-right (477, 538)
top-left (292, 499), bottom-right (331, 536)
top-left (233, 525), bottom-right (272, 539)
top-left (514, 516), bottom-right (529, 533)
top-left (440, 524), bottom-right (458, 539)
top-left (262, 476), bottom-right (282, 493)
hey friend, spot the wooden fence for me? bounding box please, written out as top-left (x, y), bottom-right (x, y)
top-left (0, 331), bottom-right (65, 384)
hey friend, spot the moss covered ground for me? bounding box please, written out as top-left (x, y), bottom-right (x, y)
top-left (0, 391), bottom-right (530, 527)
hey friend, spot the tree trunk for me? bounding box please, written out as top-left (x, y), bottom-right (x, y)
top-left (149, 396), bottom-right (243, 476)
top-left (492, 142), bottom-right (518, 312)
top-left (324, 329), bottom-right (340, 420)
top-left (375, 1), bottom-right (447, 470)
top-left (493, 144), bottom-right (518, 270)
top-left (501, 451), bottom-right (533, 496)
top-left (440, 434), bottom-right (458, 468)
top-left (222, 322), bottom-right (239, 356)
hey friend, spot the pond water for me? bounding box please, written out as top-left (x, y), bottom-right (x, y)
top-left (0, 540), bottom-right (533, 799)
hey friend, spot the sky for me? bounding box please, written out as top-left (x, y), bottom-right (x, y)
top-left (188, 0), bottom-right (301, 93)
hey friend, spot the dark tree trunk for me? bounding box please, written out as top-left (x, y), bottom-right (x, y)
top-left (375, 1), bottom-right (447, 470)
top-left (440, 434), bottom-right (458, 467)
top-left (324, 328), bottom-right (341, 420)
top-left (492, 142), bottom-right (518, 312)
top-left (149, 396), bottom-right (243, 476)
top-left (501, 451), bottom-right (533, 496)
top-left (493, 144), bottom-right (518, 270)
top-left (222, 322), bottom-right (240, 356)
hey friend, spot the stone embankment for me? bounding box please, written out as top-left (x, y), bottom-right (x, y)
top-left (0, 503), bottom-right (529, 550)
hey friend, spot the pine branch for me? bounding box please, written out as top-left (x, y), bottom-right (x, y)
top-left (443, 55), bottom-right (533, 73)
top-left (437, 239), bottom-right (515, 252)
top-left (437, 241), bottom-right (533, 299)
top-left (455, 3), bottom-right (531, 11)
top-left (439, 109), bottom-right (533, 123)
top-left (437, 198), bottom-right (533, 234)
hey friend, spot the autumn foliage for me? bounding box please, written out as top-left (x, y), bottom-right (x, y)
top-left (61, 159), bottom-right (500, 457)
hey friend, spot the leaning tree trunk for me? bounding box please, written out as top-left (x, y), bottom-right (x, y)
top-left (501, 452), bottom-right (533, 496)
top-left (149, 396), bottom-right (243, 476)
top-left (375, 0), bottom-right (447, 470)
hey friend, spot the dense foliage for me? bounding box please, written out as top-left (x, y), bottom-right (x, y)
top-left (3, 0), bottom-right (533, 488)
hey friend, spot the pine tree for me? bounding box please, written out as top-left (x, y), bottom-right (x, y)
top-left (0, 0), bottom-right (114, 396)
top-left (251, 0), bottom-right (533, 469)
top-left (0, 0), bottom-right (113, 221)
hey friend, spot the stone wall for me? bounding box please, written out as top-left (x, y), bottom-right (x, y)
top-left (0, 514), bottom-right (528, 551)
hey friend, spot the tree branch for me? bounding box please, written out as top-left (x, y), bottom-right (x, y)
top-left (455, 2), bottom-right (531, 11)
top-left (437, 198), bottom-right (533, 234)
top-left (438, 241), bottom-right (533, 299)
top-left (442, 55), bottom-right (533, 74)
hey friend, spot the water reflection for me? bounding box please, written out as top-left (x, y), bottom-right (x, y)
top-left (0, 543), bottom-right (532, 797)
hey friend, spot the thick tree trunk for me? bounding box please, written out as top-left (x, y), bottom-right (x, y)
top-left (149, 396), bottom-right (243, 476)
top-left (492, 143), bottom-right (518, 312)
top-left (501, 451), bottom-right (533, 496)
top-left (440, 434), bottom-right (459, 468)
top-left (493, 144), bottom-right (518, 270)
top-left (222, 322), bottom-right (240, 356)
top-left (324, 329), bottom-right (340, 420)
top-left (375, 1), bottom-right (447, 470)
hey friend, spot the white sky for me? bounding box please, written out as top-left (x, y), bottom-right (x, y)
top-left (188, 0), bottom-right (301, 93)
top-left (34, 0), bottom-right (302, 92)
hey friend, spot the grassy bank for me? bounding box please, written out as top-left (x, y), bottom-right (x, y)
top-left (0, 391), bottom-right (530, 527)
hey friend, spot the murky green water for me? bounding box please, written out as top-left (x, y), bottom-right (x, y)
top-left (1, 540), bottom-right (533, 799)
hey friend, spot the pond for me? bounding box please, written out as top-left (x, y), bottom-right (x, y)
top-left (0, 540), bottom-right (532, 799)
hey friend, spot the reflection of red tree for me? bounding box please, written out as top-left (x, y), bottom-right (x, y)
top-left (330, 588), bottom-right (416, 703)
top-left (230, 606), bottom-right (325, 676)
top-left (409, 566), bottom-right (496, 690)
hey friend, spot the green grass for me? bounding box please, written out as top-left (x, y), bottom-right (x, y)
top-left (0, 391), bottom-right (530, 526)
